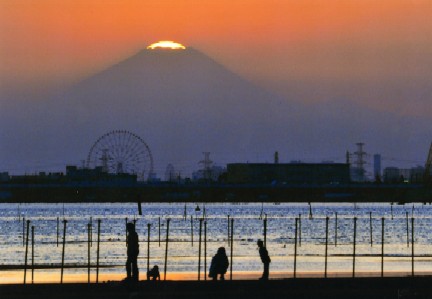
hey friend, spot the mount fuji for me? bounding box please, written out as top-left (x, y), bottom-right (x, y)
top-left (1, 47), bottom-right (430, 176)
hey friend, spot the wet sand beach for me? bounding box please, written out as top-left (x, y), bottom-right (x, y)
top-left (3, 270), bottom-right (432, 284)
top-left (1, 277), bottom-right (432, 299)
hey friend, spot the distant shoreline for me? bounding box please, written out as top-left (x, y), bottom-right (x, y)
top-left (1, 183), bottom-right (431, 203)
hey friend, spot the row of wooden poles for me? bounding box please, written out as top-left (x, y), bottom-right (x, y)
top-left (23, 218), bottom-right (101, 285)
top-left (22, 216), bottom-right (234, 284)
top-left (22, 213), bottom-right (418, 284)
top-left (20, 210), bottom-right (415, 250)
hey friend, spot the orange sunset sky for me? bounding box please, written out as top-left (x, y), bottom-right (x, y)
top-left (1, 0), bottom-right (432, 116)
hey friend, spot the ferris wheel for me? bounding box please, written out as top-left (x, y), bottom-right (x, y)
top-left (86, 130), bottom-right (154, 181)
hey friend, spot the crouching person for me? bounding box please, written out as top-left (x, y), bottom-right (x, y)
top-left (147, 265), bottom-right (160, 281)
top-left (209, 247), bottom-right (229, 281)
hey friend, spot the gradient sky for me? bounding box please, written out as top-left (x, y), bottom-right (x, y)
top-left (1, 0), bottom-right (432, 116)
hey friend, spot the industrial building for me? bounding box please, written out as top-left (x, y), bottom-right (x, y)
top-left (383, 166), bottom-right (425, 184)
top-left (226, 163), bottom-right (350, 185)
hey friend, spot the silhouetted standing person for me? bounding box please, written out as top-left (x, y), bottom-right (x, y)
top-left (126, 222), bottom-right (139, 281)
top-left (257, 239), bottom-right (271, 280)
top-left (209, 247), bottom-right (229, 281)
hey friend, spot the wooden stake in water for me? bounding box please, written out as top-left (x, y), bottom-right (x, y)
top-left (56, 217), bottom-right (59, 247)
top-left (259, 203), bottom-right (264, 220)
top-left (198, 218), bottom-right (203, 280)
top-left (87, 223), bottom-right (91, 284)
top-left (294, 218), bottom-right (298, 278)
top-left (352, 217), bottom-right (357, 278)
top-left (406, 211), bottom-right (409, 248)
top-left (90, 217), bottom-right (93, 247)
top-left (158, 217), bottom-right (161, 247)
top-left (31, 226), bottom-right (34, 284)
top-left (230, 218), bottom-right (234, 281)
top-left (324, 217), bottom-right (329, 278)
top-left (309, 203), bottom-right (313, 219)
top-left (204, 220), bottom-right (207, 281)
top-left (125, 218), bottom-right (128, 246)
top-left (164, 218), bottom-right (170, 281)
top-left (147, 223), bottom-right (151, 273)
top-left (190, 215), bottom-right (194, 247)
top-left (411, 217), bottom-right (415, 276)
top-left (391, 203), bottom-right (394, 220)
top-left (370, 212), bottom-right (373, 247)
top-left (23, 220), bottom-right (30, 284)
top-left (334, 212), bottom-right (338, 247)
top-left (60, 220), bottom-right (67, 284)
top-left (381, 217), bottom-right (384, 277)
top-left (227, 215), bottom-right (230, 247)
top-left (298, 214), bottom-right (302, 247)
top-left (137, 201), bottom-right (142, 216)
top-left (96, 219), bottom-right (101, 283)
top-left (22, 217), bottom-right (25, 247)
top-left (263, 214), bottom-right (267, 247)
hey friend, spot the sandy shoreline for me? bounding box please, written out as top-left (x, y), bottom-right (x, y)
top-left (2, 276), bottom-right (432, 299)
top-left (1, 269), bottom-right (428, 284)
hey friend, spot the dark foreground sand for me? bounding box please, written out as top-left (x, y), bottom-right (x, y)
top-left (2, 277), bottom-right (432, 299)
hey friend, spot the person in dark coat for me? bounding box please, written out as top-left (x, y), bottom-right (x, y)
top-left (257, 239), bottom-right (271, 280)
top-left (126, 222), bottom-right (139, 281)
top-left (209, 247), bottom-right (229, 280)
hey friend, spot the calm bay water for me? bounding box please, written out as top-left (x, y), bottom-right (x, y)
top-left (1, 202), bottom-right (432, 283)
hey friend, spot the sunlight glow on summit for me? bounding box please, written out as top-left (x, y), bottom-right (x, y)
top-left (147, 41), bottom-right (186, 50)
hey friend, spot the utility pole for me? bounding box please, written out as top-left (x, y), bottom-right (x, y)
top-left (274, 151), bottom-right (279, 164)
top-left (199, 152), bottom-right (213, 181)
top-left (353, 143), bottom-right (367, 182)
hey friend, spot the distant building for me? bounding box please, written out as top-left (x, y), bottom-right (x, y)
top-left (0, 172), bottom-right (10, 182)
top-left (66, 165), bottom-right (137, 183)
top-left (9, 172), bottom-right (65, 184)
top-left (383, 167), bottom-right (400, 183)
top-left (409, 166), bottom-right (424, 183)
top-left (350, 167), bottom-right (361, 182)
top-left (373, 154), bottom-right (381, 180)
top-left (192, 165), bottom-right (226, 182)
top-left (399, 169), bottom-right (411, 183)
top-left (165, 164), bottom-right (176, 182)
top-left (383, 166), bottom-right (425, 184)
top-left (226, 163), bottom-right (350, 185)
